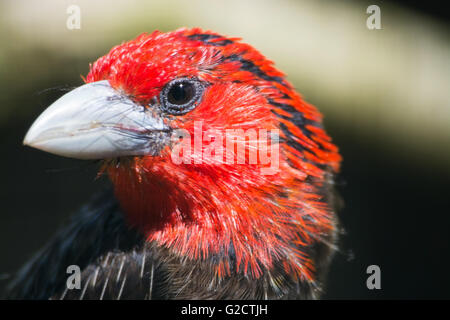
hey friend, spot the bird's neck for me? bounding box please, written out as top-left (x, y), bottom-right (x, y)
top-left (107, 156), bottom-right (332, 280)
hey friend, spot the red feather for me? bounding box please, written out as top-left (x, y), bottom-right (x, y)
top-left (88, 28), bottom-right (341, 282)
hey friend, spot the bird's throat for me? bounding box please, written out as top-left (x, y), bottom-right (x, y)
top-left (106, 156), bottom-right (332, 281)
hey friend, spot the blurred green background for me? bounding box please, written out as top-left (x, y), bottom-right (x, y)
top-left (0, 0), bottom-right (449, 298)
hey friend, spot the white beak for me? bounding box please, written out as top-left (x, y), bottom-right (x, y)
top-left (24, 81), bottom-right (170, 160)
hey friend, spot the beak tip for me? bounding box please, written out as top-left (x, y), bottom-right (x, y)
top-left (23, 129), bottom-right (36, 147)
top-left (23, 135), bottom-right (31, 147)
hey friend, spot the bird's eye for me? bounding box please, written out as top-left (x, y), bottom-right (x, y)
top-left (160, 78), bottom-right (204, 115)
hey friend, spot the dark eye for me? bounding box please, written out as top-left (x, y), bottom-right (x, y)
top-left (160, 78), bottom-right (204, 115)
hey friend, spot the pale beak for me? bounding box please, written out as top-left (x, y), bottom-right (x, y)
top-left (24, 80), bottom-right (170, 160)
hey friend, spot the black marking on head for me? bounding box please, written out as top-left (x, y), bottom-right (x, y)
top-left (268, 99), bottom-right (328, 159)
top-left (187, 34), bottom-right (233, 46)
top-left (269, 99), bottom-right (311, 129)
top-left (269, 99), bottom-right (324, 140)
top-left (225, 54), bottom-right (287, 87)
top-left (278, 121), bottom-right (327, 172)
top-left (278, 122), bottom-right (305, 153)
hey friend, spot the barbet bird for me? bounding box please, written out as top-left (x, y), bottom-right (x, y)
top-left (8, 28), bottom-right (341, 299)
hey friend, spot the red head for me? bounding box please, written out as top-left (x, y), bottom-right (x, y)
top-left (25, 28), bottom-right (341, 282)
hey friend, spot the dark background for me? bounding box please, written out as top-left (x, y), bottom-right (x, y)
top-left (0, 0), bottom-right (449, 299)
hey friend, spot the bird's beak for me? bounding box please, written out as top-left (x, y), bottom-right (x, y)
top-left (24, 80), bottom-right (170, 160)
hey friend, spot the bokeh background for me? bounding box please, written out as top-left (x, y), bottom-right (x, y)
top-left (0, 0), bottom-right (449, 299)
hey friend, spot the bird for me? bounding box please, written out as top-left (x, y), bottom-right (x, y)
top-left (7, 28), bottom-right (341, 299)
